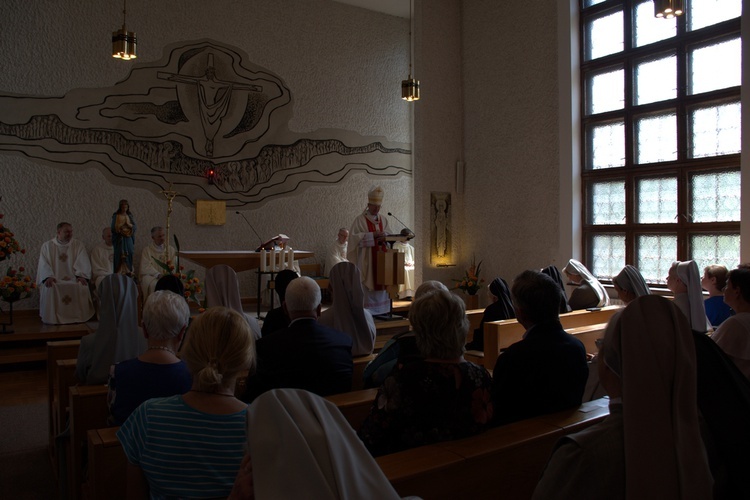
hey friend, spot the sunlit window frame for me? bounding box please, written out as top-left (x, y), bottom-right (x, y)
top-left (580, 0), bottom-right (741, 282)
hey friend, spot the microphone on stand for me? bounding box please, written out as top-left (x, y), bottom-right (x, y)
top-left (235, 211), bottom-right (265, 250)
top-left (387, 212), bottom-right (415, 239)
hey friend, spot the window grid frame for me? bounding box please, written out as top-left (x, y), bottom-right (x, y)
top-left (579, 0), bottom-right (741, 280)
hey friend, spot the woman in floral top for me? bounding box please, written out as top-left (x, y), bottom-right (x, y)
top-left (358, 289), bottom-right (493, 457)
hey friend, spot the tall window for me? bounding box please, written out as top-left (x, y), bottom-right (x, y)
top-left (580, 0), bottom-right (741, 284)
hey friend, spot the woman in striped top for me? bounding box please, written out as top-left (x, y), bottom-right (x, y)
top-left (118, 306), bottom-right (256, 499)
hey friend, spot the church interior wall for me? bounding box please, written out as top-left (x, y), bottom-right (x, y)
top-left (457, 0), bottom-right (565, 293)
top-left (0, 0), bottom-right (414, 310)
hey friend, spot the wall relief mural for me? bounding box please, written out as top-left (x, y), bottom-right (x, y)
top-left (430, 192), bottom-right (451, 265)
top-left (0, 39), bottom-right (411, 207)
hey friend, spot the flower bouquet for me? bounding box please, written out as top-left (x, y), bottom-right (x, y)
top-left (0, 214), bottom-right (26, 262)
top-left (453, 257), bottom-right (485, 296)
top-left (152, 235), bottom-right (204, 306)
top-left (0, 266), bottom-right (36, 302)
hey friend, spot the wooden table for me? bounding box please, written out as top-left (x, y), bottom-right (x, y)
top-left (179, 250), bottom-right (314, 273)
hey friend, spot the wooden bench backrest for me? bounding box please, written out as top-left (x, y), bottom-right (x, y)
top-left (325, 388), bottom-right (378, 429)
top-left (68, 384), bottom-right (109, 500)
top-left (352, 354), bottom-right (377, 391)
top-left (483, 306), bottom-right (621, 368)
top-left (377, 398), bottom-right (610, 499)
top-left (47, 340), bottom-right (81, 465)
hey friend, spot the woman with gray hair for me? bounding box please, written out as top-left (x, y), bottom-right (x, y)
top-left (533, 295), bottom-right (713, 499)
top-left (358, 289), bottom-right (493, 457)
top-left (107, 290), bottom-right (193, 425)
top-left (612, 265), bottom-right (650, 304)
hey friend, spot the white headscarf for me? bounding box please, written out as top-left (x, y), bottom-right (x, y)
top-left (247, 389), bottom-right (400, 500)
top-left (673, 260), bottom-right (711, 333)
top-left (322, 261), bottom-right (376, 356)
top-left (563, 259), bottom-right (610, 307)
top-left (601, 295), bottom-right (713, 499)
top-left (613, 265), bottom-right (651, 298)
top-left (76, 274), bottom-right (144, 384)
top-left (206, 264), bottom-right (261, 339)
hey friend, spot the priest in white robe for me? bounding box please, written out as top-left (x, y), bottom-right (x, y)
top-left (139, 226), bottom-right (176, 304)
top-left (347, 186), bottom-right (390, 315)
top-left (393, 240), bottom-right (415, 299)
top-left (91, 227), bottom-right (114, 289)
top-left (36, 222), bottom-right (95, 324)
top-left (325, 228), bottom-right (349, 276)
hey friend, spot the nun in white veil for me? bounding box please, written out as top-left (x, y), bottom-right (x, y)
top-left (667, 260), bottom-right (711, 333)
top-left (75, 274), bottom-right (144, 384)
top-left (229, 389), bottom-right (400, 500)
top-left (319, 261), bottom-right (377, 356)
top-left (206, 264), bottom-right (262, 339)
top-left (612, 265), bottom-right (650, 304)
top-left (562, 259), bottom-right (610, 310)
top-left (533, 295), bottom-right (713, 499)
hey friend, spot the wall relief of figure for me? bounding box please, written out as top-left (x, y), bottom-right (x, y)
top-left (430, 192), bottom-right (451, 263)
top-left (0, 39), bottom-right (411, 207)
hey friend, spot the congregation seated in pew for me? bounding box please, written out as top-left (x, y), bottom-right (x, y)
top-left (117, 306), bottom-right (255, 499)
top-left (358, 288), bottom-right (493, 457)
top-left (242, 276), bottom-right (353, 402)
top-left (260, 269), bottom-right (298, 337)
top-left (107, 290), bottom-right (192, 426)
top-left (76, 273), bottom-right (144, 385)
top-left (319, 261), bottom-right (377, 356)
top-left (205, 264), bottom-right (261, 339)
top-left (533, 295), bottom-right (713, 499)
top-left (465, 276), bottom-right (515, 352)
top-left (491, 270), bottom-right (589, 426)
top-left (228, 389), bottom-right (400, 499)
top-left (362, 280), bottom-right (448, 389)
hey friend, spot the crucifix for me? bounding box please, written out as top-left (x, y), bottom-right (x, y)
top-left (160, 184), bottom-right (178, 263)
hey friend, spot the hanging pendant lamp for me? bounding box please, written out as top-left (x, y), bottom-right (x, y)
top-left (654, 0), bottom-right (684, 19)
top-left (112, 0), bottom-right (137, 60)
top-left (401, 0), bottom-right (420, 101)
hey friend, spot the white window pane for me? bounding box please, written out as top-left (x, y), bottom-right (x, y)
top-left (635, 0), bottom-right (676, 46)
top-left (690, 102), bottom-right (741, 158)
top-left (637, 177), bottom-right (677, 223)
top-left (689, 0), bottom-right (742, 31)
top-left (586, 11), bottom-right (624, 60)
top-left (588, 68), bottom-right (624, 114)
top-left (589, 122), bottom-right (625, 170)
top-left (635, 55), bottom-right (677, 105)
top-left (591, 234), bottom-right (626, 279)
top-left (636, 234), bottom-right (677, 283)
top-left (584, 0), bottom-right (606, 6)
top-left (689, 38), bottom-right (741, 94)
top-left (590, 181), bottom-right (626, 225)
top-left (690, 234), bottom-right (741, 271)
top-left (691, 170), bottom-right (741, 222)
top-left (636, 113), bottom-right (677, 163)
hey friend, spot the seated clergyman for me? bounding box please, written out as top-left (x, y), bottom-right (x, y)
top-left (36, 222), bottom-right (95, 324)
top-left (139, 226), bottom-right (176, 304)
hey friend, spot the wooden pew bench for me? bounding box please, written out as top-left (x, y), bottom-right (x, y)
top-left (481, 306), bottom-right (621, 368)
top-left (352, 354), bottom-right (377, 391)
top-left (325, 387), bottom-right (378, 429)
top-left (376, 398), bottom-right (610, 499)
top-left (85, 397), bottom-right (609, 500)
top-left (50, 357), bottom-right (78, 473)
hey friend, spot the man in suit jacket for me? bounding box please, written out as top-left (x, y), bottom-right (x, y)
top-left (491, 270), bottom-right (589, 425)
top-left (243, 276), bottom-right (353, 402)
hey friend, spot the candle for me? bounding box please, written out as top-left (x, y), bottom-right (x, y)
top-left (260, 249), bottom-right (267, 272)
